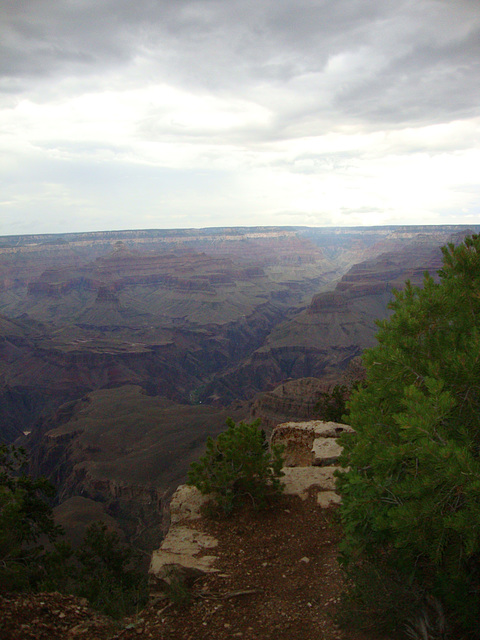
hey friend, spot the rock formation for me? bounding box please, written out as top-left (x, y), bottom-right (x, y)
top-left (148, 419), bottom-right (351, 596)
top-left (199, 228), bottom-right (471, 403)
top-left (250, 377), bottom-right (332, 432)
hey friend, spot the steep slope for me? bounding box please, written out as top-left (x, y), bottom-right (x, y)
top-left (0, 314), bottom-right (82, 443)
top-left (27, 385), bottom-right (246, 547)
top-left (0, 232), bottom-right (335, 442)
top-left (200, 231), bottom-right (466, 403)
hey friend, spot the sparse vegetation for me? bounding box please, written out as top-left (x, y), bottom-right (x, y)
top-left (0, 444), bottom-right (62, 591)
top-left (0, 444), bottom-right (148, 618)
top-left (71, 522), bottom-right (148, 618)
top-left (160, 565), bottom-right (194, 608)
top-left (314, 384), bottom-right (350, 423)
top-left (336, 234), bottom-right (480, 637)
top-left (187, 417), bottom-right (284, 514)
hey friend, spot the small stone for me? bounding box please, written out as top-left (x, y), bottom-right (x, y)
top-left (299, 556), bottom-right (310, 563)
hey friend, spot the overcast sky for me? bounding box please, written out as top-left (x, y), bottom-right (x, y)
top-left (1, 0), bottom-right (480, 235)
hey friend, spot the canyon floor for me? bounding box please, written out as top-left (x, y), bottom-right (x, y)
top-left (1, 495), bottom-right (394, 640)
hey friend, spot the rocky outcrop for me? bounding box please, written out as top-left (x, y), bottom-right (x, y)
top-left (149, 485), bottom-right (219, 599)
top-left (272, 420), bottom-right (352, 507)
top-left (148, 420), bottom-right (351, 595)
top-left (250, 377), bottom-right (331, 431)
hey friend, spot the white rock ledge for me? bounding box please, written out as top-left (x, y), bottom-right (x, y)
top-left (281, 466), bottom-right (338, 499)
top-left (148, 420), bottom-right (352, 591)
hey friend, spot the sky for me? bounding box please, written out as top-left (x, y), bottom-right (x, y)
top-left (1, 0), bottom-right (480, 235)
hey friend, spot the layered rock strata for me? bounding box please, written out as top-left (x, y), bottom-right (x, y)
top-left (250, 377), bottom-right (330, 432)
top-left (200, 229), bottom-right (480, 405)
top-left (271, 420), bottom-right (353, 506)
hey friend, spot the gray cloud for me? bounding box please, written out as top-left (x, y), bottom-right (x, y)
top-left (1, 0), bottom-right (480, 233)
top-left (2, 0), bottom-right (479, 125)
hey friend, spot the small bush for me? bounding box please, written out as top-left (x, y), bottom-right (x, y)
top-left (0, 444), bottom-right (62, 592)
top-left (187, 418), bottom-right (284, 514)
top-left (162, 567), bottom-right (193, 608)
top-left (72, 522), bottom-right (148, 618)
top-left (335, 555), bottom-right (425, 633)
top-left (314, 384), bottom-right (350, 423)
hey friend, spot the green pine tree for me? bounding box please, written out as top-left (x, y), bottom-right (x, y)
top-left (187, 418), bottom-right (284, 514)
top-left (0, 444), bottom-right (62, 591)
top-left (336, 234), bottom-right (480, 635)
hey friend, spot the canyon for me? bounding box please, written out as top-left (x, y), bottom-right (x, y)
top-left (1, 224), bottom-right (478, 545)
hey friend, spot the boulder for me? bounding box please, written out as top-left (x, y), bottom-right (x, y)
top-left (272, 420), bottom-right (352, 467)
top-left (281, 466), bottom-right (337, 500)
top-left (169, 485), bottom-right (211, 525)
top-left (312, 438), bottom-right (343, 466)
top-left (149, 563), bottom-right (206, 600)
top-left (148, 485), bottom-right (219, 590)
top-left (317, 491), bottom-right (342, 508)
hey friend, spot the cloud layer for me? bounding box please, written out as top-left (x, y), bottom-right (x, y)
top-left (1, 0), bottom-right (480, 234)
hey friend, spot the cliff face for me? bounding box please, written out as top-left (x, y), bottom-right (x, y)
top-left (199, 231), bottom-right (464, 403)
top-left (249, 377), bottom-right (330, 432)
top-left (1, 231), bottom-right (331, 442)
top-left (0, 299), bottom-right (289, 421)
top-left (2, 225), bottom-right (475, 440)
top-left (0, 314), bottom-right (81, 442)
top-left (28, 385), bottom-right (246, 546)
top-left (0, 227), bottom-right (332, 304)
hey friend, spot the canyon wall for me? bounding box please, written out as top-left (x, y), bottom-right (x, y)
top-left (2, 224), bottom-right (479, 546)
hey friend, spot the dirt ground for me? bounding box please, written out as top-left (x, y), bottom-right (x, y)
top-left (1, 495), bottom-right (395, 640)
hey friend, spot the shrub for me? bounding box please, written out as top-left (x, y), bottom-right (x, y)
top-left (336, 234), bottom-right (480, 636)
top-left (0, 444), bottom-right (62, 591)
top-left (0, 445), bottom-right (147, 617)
top-left (335, 554), bottom-right (425, 633)
top-left (187, 418), bottom-right (284, 514)
top-left (314, 384), bottom-right (353, 423)
top-left (72, 522), bottom-right (148, 618)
